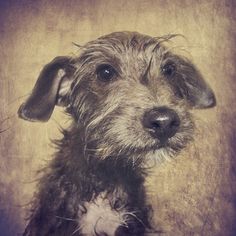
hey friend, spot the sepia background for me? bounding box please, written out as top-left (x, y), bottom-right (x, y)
top-left (0, 0), bottom-right (236, 235)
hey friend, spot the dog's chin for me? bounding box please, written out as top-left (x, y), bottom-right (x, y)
top-left (105, 140), bottom-right (185, 165)
top-left (131, 145), bottom-right (183, 166)
top-left (128, 134), bottom-right (192, 164)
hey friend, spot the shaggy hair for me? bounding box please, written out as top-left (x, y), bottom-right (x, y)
top-left (18, 31), bottom-right (215, 236)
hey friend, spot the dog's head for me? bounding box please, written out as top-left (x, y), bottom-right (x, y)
top-left (18, 32), bottom-right (216, 161)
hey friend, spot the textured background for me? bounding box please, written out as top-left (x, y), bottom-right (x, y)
top-left (0, 0), bottom-right (236, 235)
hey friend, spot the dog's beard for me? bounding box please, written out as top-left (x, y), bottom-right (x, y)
top-left (83, 113), bottom-right (194, 165)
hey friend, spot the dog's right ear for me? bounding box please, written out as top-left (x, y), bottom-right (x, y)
top-left (18, 56), bottom-right (75, 122)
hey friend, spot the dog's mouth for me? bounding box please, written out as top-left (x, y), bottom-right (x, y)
top-left (127, 132), bottom-right (191, 156)
top-left (130, 125), bottom-right (194, 160)
top-left (145, 137), bottom-right (183, 152)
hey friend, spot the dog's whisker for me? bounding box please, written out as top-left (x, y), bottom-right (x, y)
top-left (93, 216), bottom-right (102, 235)
top-left (71, 224), bottom-right (82, 235)
top-left (56, 215), bottom-right (77, 222)
top-left (123, 211), bottom-right (146, 227)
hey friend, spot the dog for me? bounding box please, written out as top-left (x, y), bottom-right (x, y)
top-left (18, 31), bottom-right (216, 236)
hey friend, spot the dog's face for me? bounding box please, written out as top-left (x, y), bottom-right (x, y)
top-left (18, 32), bottom-right (216, 162)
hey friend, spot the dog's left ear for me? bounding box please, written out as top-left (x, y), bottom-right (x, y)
top-left (18, 56), bottom-right (75, 122)
top-left (173, 58), bottom-right (216, 109)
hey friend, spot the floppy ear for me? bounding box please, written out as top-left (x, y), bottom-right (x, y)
top-left (18, 56), bottom-right (75, 122)
top-left (173, 58), bottom-right (216, 109)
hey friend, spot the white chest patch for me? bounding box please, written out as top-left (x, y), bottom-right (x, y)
top-left (78, 192), bottom-right (126, 236)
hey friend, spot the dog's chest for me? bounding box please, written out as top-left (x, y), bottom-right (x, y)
top-left (78, 191), bottom-right (127, 236)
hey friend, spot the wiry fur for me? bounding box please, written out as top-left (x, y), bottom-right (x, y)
top-left (19, 32), bottom-right (215, 236)
top-left (23, 127), bottom-right (150, 235)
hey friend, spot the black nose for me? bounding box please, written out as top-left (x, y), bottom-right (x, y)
top-left (142, 106), bottom-right (180, 141)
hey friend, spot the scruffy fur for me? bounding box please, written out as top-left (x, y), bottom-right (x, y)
top-left (18, 32), bottom-right (215, 236)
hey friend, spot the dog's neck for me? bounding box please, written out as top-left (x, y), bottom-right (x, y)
top-left (52, 122), bottom-right (145, 200)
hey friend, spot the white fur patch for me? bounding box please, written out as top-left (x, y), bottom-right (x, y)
top-left (78, 192), bottom-right (125, 236)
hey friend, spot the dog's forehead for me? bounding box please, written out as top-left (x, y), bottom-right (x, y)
top-left (89, 31), bottom-right (157, 49)
top-left (79, 32), bottom-right (163, 65)
top-left (97, 31), bottom-right (156, 45)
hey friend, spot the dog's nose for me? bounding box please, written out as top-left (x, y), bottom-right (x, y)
top-left (142, 107), bottom-right (180, 141)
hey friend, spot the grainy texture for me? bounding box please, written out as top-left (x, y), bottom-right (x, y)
top-left (0, 0), bottom-right (235, 235)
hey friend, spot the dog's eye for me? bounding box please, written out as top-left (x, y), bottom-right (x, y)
top-left (161, 62), bottom-right (176, 77)
top-left (96, 64), bottom-right (116, 82)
